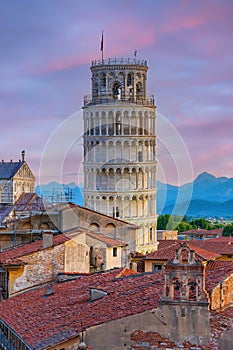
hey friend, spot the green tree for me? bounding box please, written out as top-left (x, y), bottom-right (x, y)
top-left (222, 223), bottom-right (233, 237)
top-left (190, 218), bottom-right (212, 230)
top-left (157, 214), bottom-right (171, 230)
top-left (175, 221), bottom-right (192, 233)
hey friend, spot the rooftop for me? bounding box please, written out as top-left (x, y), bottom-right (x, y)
top-left (0, 268), bottom-right (164, 349)
top-left (0, 233), bottom-right (70, 265)
top-left (144, 241), bottom-right (221, 262)
top-left (0, 264), bottom-right (232, 349)
top-left (0, 160), bottom-right (23, 180)
top-left (86, 231), bottom-right (127, 247)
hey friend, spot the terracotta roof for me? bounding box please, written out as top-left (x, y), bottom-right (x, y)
top-left (180, 228), bottom-right (222, 236)
top-left (86, 231), bottom-right (127, 247)
top-left (189, 237), bottom-right (233, 255)
top-left (0, 268), bottom-right (164, 349)
top-left (0, 264), bottom-right (231, 349)
top-left (144, 241), bottom-right (220, 262)
top-left (0, 233), bottom-right (70, 264)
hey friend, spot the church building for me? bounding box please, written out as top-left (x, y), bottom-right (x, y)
top-left (0, 151), bottom-right (35, 205)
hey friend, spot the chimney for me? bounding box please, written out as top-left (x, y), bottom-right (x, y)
top-left (42, 231), bottom-right (53, 249)
top-left (43, 284), bottom-right (54, 297)
top-left (21, 150), bottom-right (25, 162)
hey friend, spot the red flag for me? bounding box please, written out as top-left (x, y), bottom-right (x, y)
top-left (100, 31), bottom-right (103, 51)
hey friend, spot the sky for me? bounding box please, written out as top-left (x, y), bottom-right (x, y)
top-left (1, 0), bottom-right (232, 186)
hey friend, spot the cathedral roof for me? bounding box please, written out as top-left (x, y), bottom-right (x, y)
top-left (0, 161), bottom-right (23, 180)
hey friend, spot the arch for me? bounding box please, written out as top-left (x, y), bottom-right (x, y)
top-left (172, 277), bottom-right (181, 300)
top-left (21, 222), bottom-right (32, 230)
top-left (113, 81), bottom-right (122, 100)
top-left (136, 81), bottom-right (143, 99)
top-left (105, 223), bottom-right (116, 236)
top-left (90, 223), bottom-right (100, 233)
top-left (188, 277), bottom-right (197, 301)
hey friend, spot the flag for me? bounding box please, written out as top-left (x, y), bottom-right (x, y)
top-left (100, 31), bottom-right (103, 51)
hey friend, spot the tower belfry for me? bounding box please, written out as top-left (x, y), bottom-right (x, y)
top-left (83, 57), bottom-right (157, 252)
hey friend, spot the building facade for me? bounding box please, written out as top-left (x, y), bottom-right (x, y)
top-left (0, 151), bottom-right (35, 205)
top-left (83, 57), bottom-right (157, 252)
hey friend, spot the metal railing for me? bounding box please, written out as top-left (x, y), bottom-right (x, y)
top-left (91, 57), bottom-right (147, 67)
top-left (83, 94), bottom-right (155, 107)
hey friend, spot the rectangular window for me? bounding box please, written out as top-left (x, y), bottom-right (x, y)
top-left (113, 247), bottom-right (117, 257)
top-left (152, 264), bottom-right (162, 271)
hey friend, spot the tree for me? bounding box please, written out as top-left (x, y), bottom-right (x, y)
top-left (190, 218), bottom-right (212, 230)
top-left (222, 223), bottom-right (233, 237)
top-left (175, 221), bottom-right (193, 233)
top-left (157, 214), bottom-right (171, 230)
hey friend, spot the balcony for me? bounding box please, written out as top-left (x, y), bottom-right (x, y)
top-left (83, 94), bottom-right (155, 107)
top-left (91, 57), bottom-right (147, 67)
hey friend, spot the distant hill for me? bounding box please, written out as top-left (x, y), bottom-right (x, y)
top-left (157, 172), bottom-right (233, 218)
top-left (35, 172), bottom-right (233, 219)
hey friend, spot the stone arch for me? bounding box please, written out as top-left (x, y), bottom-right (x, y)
top-left (113, 81), bottom-right (122, 100)
top-left (105, 223), bottom-right (116, 236)
top-left (21, 222), bottom-right (32, 230)
top-left (188, 277), bottom-right (197, 301)
top-left (90, 223), bottom-right (100, 233)
top-left (136, 81), bottom-right (143, 99)
top-left (172, 277), bottom-right (181, 300)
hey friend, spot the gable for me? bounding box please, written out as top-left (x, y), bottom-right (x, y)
top-left (14, 162), bottom-right (35, 180)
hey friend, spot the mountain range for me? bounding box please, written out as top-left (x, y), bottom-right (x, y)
top-left (35, 172), bottom-right (233, 219)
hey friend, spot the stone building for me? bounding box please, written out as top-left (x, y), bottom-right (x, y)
top-left (83, 57), bottom-right (157, 253)
top-left (0, 151), bottom-right (35, 205)
top-left (0, 246), bottom-right (232, 350)
top-left (0, 232), bottom-right (89, 299)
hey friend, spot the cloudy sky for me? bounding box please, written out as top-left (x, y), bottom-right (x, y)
top-left (1, 0), bottom-right (232, 186)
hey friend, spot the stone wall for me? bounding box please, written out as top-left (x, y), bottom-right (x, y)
top-left (9, 240), bottom-right (89, 297)
top-left (60, 205), bottom-right (137, 251)
top-left (210, 274), bottom-right (233, 310)
top-left (84, 306), bottom-right (211, 350)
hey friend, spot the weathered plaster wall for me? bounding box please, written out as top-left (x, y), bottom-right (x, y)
top-left (64, 239), bottom-right (89, 273)
top-left (11, 245), bottom-right (65, 296)
top-left (85, 305), bottom-right (211, 350)
top-left (210, 274), bottom-right (233, 310)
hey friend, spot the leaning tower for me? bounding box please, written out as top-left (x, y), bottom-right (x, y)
top-left (83, 57), bottom-right (157, 252)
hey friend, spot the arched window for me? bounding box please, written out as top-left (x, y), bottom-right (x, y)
top-left (105, 223), bottom-right (116, 235)
top-left (136, 82), bottom-right (143, 99)
top-left (90, 223), bottom-right (100, 233)
top-left (172, 277), bottom-right (181, 300)
top-left (113, 82), bottom-right (121, 100)
top-left (188, 278), bottom-right (197, 301)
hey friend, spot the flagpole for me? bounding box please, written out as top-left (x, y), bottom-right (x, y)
top-left (100, 31), bottom-right (104, 62)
